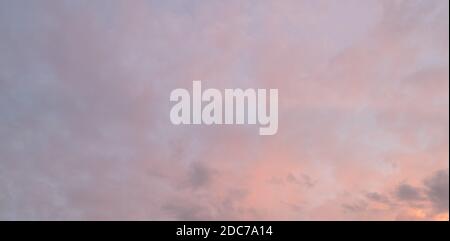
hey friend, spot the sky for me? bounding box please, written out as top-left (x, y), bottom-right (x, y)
top-left (0, 0), bottom-right (448, 220)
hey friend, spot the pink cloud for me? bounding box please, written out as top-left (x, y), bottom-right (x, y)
top-left (0, 0), bottom-right (447, 220)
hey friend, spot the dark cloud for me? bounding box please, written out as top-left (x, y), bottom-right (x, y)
top-left (342, 200), bottom-right (368, 213)
top-left (424, 169), bottom-right (449, 213)
top-left (365, 192), bottom-right (392, 205)
top-left (286, 173), bottom-right (316, 188)
top-left (395, 184), bottom-right (424, 201)
top-left (356, 169), bottom-right (449, 219)
top-left (187, 162), bottom-right (214, 189)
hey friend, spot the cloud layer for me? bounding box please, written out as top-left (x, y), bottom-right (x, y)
top-left (0, 0), bottom-right (448, 220)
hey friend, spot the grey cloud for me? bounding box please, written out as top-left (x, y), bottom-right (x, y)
top-left (424, 169), bottom-right (449, 213)
top-left (187, 162), bottom-right (214, 189)
top-left (163, 201), bottom-right (210, 221)
top-left (395, 184), bottom-right (424, 201)
top-left (366, 192), bottom-right (392, 205)
top-left (342, 200), bottom-right (368, 213)
top-left (393, 169), bottom-right (449, 212)
top-left (359, 169), bottom-right (449, 218)
top-left (162, 187), bottom-right (250, 220)
top-left (286, 173), bottom-right (316, 188)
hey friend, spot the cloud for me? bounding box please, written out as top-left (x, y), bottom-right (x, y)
top-left (342, 200), bottom-right (368, 213)
top-left (395, 184), bottom-right (424, 202)
top-left (0, 0), bottom-right (448, 220)
top-left (365, 192), bottom-right (392, 205)
top-left (424, 169), bottom-right (449, 213)
top-left (350, 169), bottom-right (449, 220)
top-left (186, 162), bottom-right (215, 189)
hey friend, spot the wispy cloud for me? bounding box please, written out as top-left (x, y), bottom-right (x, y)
top-left (0, 0), bottom-right (448, 220)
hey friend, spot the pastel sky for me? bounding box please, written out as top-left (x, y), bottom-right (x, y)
top-left (0, 0), bottom-right (448, 220)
